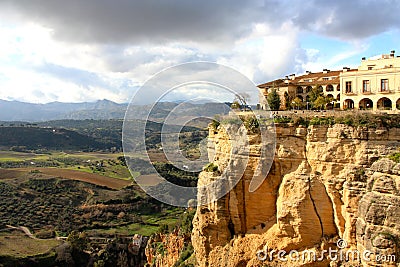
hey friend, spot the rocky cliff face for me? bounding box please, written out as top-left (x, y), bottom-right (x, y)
top-left (192, 124), bottom-right (400, 267)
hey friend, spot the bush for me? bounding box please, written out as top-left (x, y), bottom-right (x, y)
top-left (309, 117), bottom-right (334, 126)
top-left (179, 210), bottom-right (195, 236)
top-left (293, 117), bottom-right (308, 127)
top-left (174, 244), bottom-right (194, 267)
top-left (204, 163), bottom-right (219, 173)
top-left (273, 117), bottom-right (292, 124)
top-left (389, 153), bottom-right (400, 163)
top-left (243, 116), bottom-right (260, 134)
top-left (210, 119), bottom-right (220, 130)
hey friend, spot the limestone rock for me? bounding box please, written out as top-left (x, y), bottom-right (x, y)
top-left (192, 124), bottom-right (400, 267)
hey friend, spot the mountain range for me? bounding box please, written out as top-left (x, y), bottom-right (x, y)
top-left (0, 99), bottom-right (231, 122)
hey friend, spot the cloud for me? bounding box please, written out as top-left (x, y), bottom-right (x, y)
top-left (291, 0), bottom-right (400, 40)
top-left (0, 0), bottom-right (399, 103)
top-left (1, 0), bottom-right (398, 46)
top-left (0, 0), bottom-right (281, 45)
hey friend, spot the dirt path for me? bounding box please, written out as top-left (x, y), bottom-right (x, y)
top-left (6, 225), bottom-right (38, 240)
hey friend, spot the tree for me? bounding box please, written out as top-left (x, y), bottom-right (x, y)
top-left (313, 96), bottom-right (329, 110)
top-left (308, 86), bottom-right (323, 103)
top-left (267, 89), bottom-right (281, 111)
top-left (292, 97), bottom-right (304, 110)
top-left (230, 101), bottom-right (241, 109)
top-left (284, 92), bottom-right (291, 110)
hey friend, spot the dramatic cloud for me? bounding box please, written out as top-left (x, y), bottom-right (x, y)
top-left (291, 0), bottom-right (400, 40)
top-left (0, 0), bottom-right (398, 103)
top-left (0, 0), bottom-right (278, 45)
top-left (1, 0), bottom-right (398, 45)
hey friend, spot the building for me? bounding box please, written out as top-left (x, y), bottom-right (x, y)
top-left (258, 50), bottom-right (400, 113)
top-left (341, 51), bottom-right (400, 111)
top-left (258, 69), bottom-right (342, 110)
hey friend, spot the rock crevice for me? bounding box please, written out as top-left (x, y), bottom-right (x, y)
top-left (192, 124), bottom-right (400, 267)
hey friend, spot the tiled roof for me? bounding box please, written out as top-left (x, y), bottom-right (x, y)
top-left (257, 69), bottom-right (353, 88)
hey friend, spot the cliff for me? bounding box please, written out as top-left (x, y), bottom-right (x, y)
top-left (192, 123), bottom-right (400, 267)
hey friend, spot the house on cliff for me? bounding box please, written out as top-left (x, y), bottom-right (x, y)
top-left (259, 50), bottom-right (400, 113)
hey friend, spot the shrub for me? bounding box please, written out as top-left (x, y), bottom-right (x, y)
top-left (244, 116), bottom-right (260, 134)
top-left (389, 153), bottom-right (400, 163)
top-left (293, 116), bottom-right (308, 127)
top-left (210, 119), bottom-right (220, 130)
top-left (273, 117), bottom-right (292, 124)
top-left (204, 163), bottom-right (219, 173)
top-left (309, 117), bottom-right (334, 126)
top-left (174, 244), bottom-right (194, 267)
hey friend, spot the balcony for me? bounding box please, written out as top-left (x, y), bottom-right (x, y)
top-left (361, 89), bottom-right (372, 95)
top-left (378, 88), bottom-right (393, 94)
top-left (344, 91), bottom-right (356, 95)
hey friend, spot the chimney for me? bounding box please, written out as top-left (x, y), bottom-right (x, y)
top-left (306, 70), bottom-right (311, 75)
top-left (342, 67), bottom-right (350, 72)
top-left (289, 73), bottom-right (296, 80)
top-left (323, 69), bottom-right (330, 74)
top-left (362, 57), bottom-right (366, 60)
top-left (390, 50), bottom-right (395, 58)
top-left (284, 76), bottom-right (289, 84)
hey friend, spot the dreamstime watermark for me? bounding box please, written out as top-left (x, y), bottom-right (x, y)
top-left (256, 239), bottom-right (396, 264)
top-left (122, 62), bottom-right (276, 207)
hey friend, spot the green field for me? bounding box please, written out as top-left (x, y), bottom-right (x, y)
top-left (0, 151), bottom-right (51, 162)
top-left (85, 208), bottom-right (183, 236)
top-left (0, 150), bottom-right (135, 180)
top-left (0, 151), bottom-right (124, 162)
top-left (0, 231), bottom-right (61, 258)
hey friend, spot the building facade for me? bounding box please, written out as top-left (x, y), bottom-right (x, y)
top-left (259, 51), bottom-right (400, 113)
top-left (258, 70), bottom-right (342, 110)
top-left (341, 51), bottom-right (400, 111)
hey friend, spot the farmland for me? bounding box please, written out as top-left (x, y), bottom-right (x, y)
top-left (0, 119), bottom-right (206, 266)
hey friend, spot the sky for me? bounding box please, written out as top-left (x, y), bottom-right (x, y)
top-left (0, 0), bottom-right (399, 104)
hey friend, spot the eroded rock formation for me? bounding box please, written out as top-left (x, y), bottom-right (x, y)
top-left (192, 124), bottom-right (400, 267)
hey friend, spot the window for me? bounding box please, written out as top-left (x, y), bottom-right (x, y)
top-left (322, 77), bottom-right (329, 81)
top-left (326, 85), bottom-right (334, 92)
top-left (368, 66), bottom-right (373, 70)
top-left (362, 80), bottom-right (370, 93)
top-left (381, 79), bottom-right (389, 92)
top-left (345, 81), bottom-right (352, 93)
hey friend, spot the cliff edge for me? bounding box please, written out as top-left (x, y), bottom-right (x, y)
top-left (192, 123), bottom-right (400, 267)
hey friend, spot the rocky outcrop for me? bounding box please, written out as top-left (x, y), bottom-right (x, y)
top-left (146, 231), bottom-right (186, 267)
top-left (192, 124), bottom-right (400, 267)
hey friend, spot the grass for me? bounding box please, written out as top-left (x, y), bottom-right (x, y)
top-left (86, 207), bottom-right (184, 236)
top-left (94, 223), bottom-right (160, 237)
top-left (67, 164), bottom-right (136, 180)
top-left (0, 150), bottom-right (136, 180)
top-left (0, 151), bottom-right (123, 163)
top-left (0, 231), bottom-right (61, 258)
top-left (389, 152), bottom-right (400, 163)
top-left (0, 151), bottom-right (50, 162)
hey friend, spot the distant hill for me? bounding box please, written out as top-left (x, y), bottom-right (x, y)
top-left (0, 99), bottom-right (230, 122)
top-left (0, 127), bottom-right (112, 151)
top-left (0, 119), bottom-right (206, 152)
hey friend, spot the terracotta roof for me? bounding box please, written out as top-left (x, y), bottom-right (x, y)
top-left (258, 70), bottom-right (344, 88)
top-left (258, 79), bottom-right (286, 88)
